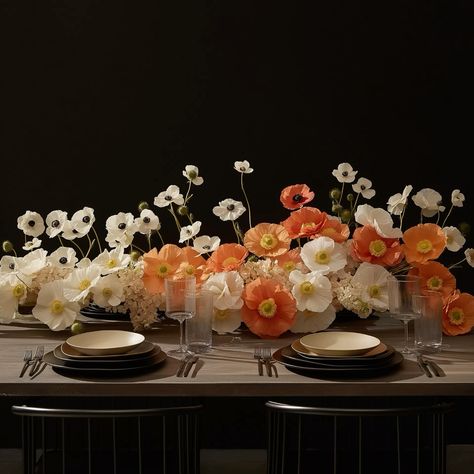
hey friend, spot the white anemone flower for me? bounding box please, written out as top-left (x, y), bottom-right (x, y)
top-left (92, 247), bottom-right (131, 274)
top-left (105, 230), bottom-right (135, 249)
top-left (289, 270), bottom-right (332, 312)
top-left (300, 237), bottom-right (347, 275)
top-left (0, 274), bottom-right (30, 322)
top-left (387, 185), bottom-right (413, 215)
top-left (179, 221), bottom-right (201, 243)
top-left (63, 266), bottom-right (101, 302)
top-left (234, 160), bottom-right (253, 174)
top-left (202, 271), bottom-right (244, 310)
top-left (0, 255), bottom-right (18, 273)
top-left (352, 177), bottom-right (376, 199)
top-left (32, 280), bottom-right (80, 331)
top-left (45, 210), bottom-right (68, 238)
top-left (182, 165), bottom-right (204, 185)
top-left (22, 238), bottom-right (42, 252)
top-left (61, 220), bottom-right (87, 240)
top-left (412, 188), bottom-right (446, 217)
top-left (193, 235), bottom-right (221, 255)
top-left (17, 211), bottom-right (45, 238)
top-left (48, 247), bottom-right (78, 269)
top-left (105, 212), bottom-right (136, 235)
top-left (354, 204), bottom-right (402, 238)
top-left (212, 308), bottom-right (242, 334)
top-left (331, 162), bottom-right (357, 183)
top-left (91, 274), bottom-right (124, 307)
top-left (212, 198), bottom-right (246, 221)
top-left (16, 249), bottom-right (48, 276)
top-left (154, 185), bottom-right (184, 208)
top-left (464, 248), bottom-right (474, 267)
top-left (135, 209), bottom-right (161, 235)
top-left (443, 226), bottom-right (466, 252)
top-left (76, 257), bottom-right (92, 268)
top-left (290, 306), bottom-right (336, 334)
top-left (351, 262), bottom-right (391, 312)
top-left (71, 207), bottom-right (96, 234)
top-left (451, 189), bottom-right (465, 208)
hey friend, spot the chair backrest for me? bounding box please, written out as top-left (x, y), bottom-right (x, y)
top-left (12, 403), bottom-right (202, 474)
top-left (266, 400), bottom-right (454, 474)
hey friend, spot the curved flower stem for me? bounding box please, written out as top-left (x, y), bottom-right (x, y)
top-left (15, 274), bottom-right (32, 290)
top-left (131, 243), bottom-right (146, 254)
top-left (441, 204), bottom-right (454, 228)
top-left (232, 221), bottom-right (242, 244)
top-left (11, 248), bottom-right (18, 257)
top-left (146, 234), bottom-right (152, 251)
top-left (84, 239), bottom-right (96, 259)
top-left (57, 235), bottom-right (65, 248)
top-left (240, 173), bottom-right (252, 229)
top-left (399, 206), bottom-right (407, 231)
top-left (156, 230), bottom-right (165, 247)
top-left (168, 204), bottom-right (182, 233)
top-left (349, 193), bottom-right (360, 225)
top-left (184, 181), bottom-right (192, 204)
top-left (68, 239), bottom-right (85, 258)
top-left (91, 226), bottom-right (103, 254)
top-left (448, 257), bottom-right (466, 270)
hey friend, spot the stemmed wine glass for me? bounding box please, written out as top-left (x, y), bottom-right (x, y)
top-left (164, 276), bottom-right (196, 356)
top-left (387, 274), bottom-right (422, 354)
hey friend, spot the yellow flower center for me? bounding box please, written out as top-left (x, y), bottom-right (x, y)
top-left (107, 258), bottom-right (117, 268)
top-left (102, 288), bottom-right (113, 298)
top-left (79, 279), bottom-right (91, 291)
top-left (283, 261), bottom-right (296, 272)
top-left (369, 240), bottom-right (387, 257)
top-left (184, 265), bottom-right (195, 276)
top-left (448, 306), bottom-right (464, 326)
top-left (301, 222), bottom-right (317, 232)
top-left (368, 285), bottom-right (380, 298)
top-left (215, 309), bottom-right (229, 320)
top-left (157, 264), bottom-right (170, 277)
top-left (314, 251), bottom-right (330, 265)
top-left (416, 239), bottom-right (433, 254)
top-left (222, 256), bottom-right (239, 268)
top-left (258, 298), bottom-right (277, 318)
top-left (260, 233), bottom-right (278, 250)
top-left (12, 284), bottom-right (25, 299)
top-left (300, 281), bottom-right (314, 295)
top-left (50, 299), bottom-right (64, 315)
top-left (321, 227), bottom-right (336, 236)
top-left (427, 276), bottom-right (442, 291)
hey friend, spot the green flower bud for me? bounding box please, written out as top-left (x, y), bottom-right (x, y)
top-left (340, 209), bottom-right (352, 223)
top-left (346, 193), bottom-right (355, 202)
top-left (248, 254), bottom-right (260, 262)
top-left (177, 206), bottom-right (189, 216)
top-left (329, 188), bottom-right (341, 200)
top-left (138, 201), bottom-right (149, 211)
top-left (70, 321), bottom-right (84, 335)
top-left (459, 222), bottom-right (471, 236)
top-left (2, 240), bottom-right (14, 253)
top-left (332, 204), bottom-right (343, 213)
top-left (188, 170), bottom-right (198, 180)
top-left (130, 250), bottom-right (141, 261)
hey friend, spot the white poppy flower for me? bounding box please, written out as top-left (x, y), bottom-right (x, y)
top-left (61, 220), bottom-right (87, 240)
top-left (464, 248), bottom-right (474, 267)
top-left (234, 160), bottom-right (253, 174)
top-left (212, 198), bottom-right (246, 221)
top-left (105, 230), bottom-right (135, 249)
top-left (182, 165), bottom-right (204, 185)
top-left (193, 235), bottom-right (221, 255)
top-left (0, 274), bottom-right (30, 322)
top-left (202, 271), bottom-right (244, 310)
top-left (451, 189), bottom-right (465, 208)
top-left (91, 273), bottom-right (124, 307)
top-left (300, 237), bottom-right (347, 275)
top-left (63, 265), bottom-right (101, 302)
top-left (289, 270), bottom-right (332, 312)
top-left (0, 255), bottom-right (18, 273)
top-left (48, 247), bottom-right (78, 269)
top-left (354, 204), bottom-right (402, 238)
top-left (387, 185), bottom-right (413, 215)
top-left (32, 280), bottom-right (80, 331)
top-left (412, 188), bottom-right (446, 218)
top-left (331, 163), bottom-right (357, 183)
top-left (289, 306), bottom-right (336, 334)
top-left (135, 209), bottom-right (161, 235)
top-left (352, 177), bottom-right (376, 199)
top-left (443, 226), bottom-right (466, 252)
top-left (153, 185), bottom-right (184, 208)
top-left (212, 308), bottom-right (242, 334)
top-left (71, 207), bottom-right (96, 234)
top-left (22, 238), bottom-right (42, 252)
top-left (45, 210), bottom-right (68, 238)
top-left (105, 212), bottom-right (136, 235)
top-left (92, 247), bottom-right (131, 274)
top-left (351, 262), bottom-right (391, 312)
top-left (179, 221), bottom-right (201, 243)
top-left (17, 211), bottom-right (45, 238)
top-left (16, 249), bottom-right (48, 276)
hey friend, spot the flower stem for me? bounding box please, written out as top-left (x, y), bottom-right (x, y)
top-left (232, 221), bottom-right (242, 244)
top-left (441, 204), bottom-right (453, 228)
top-left (69, 239), bottom-right (85, 258)
top-left (240, 173), bottom-right (252, 229)
top-left (84, 239), bottom-right (96, 259)
top-left (448, 257), bottom-right (466, 270)
top-left (91, 226), bottom-right (103, 254)
top-left (184, 181), bottom-right (192, 204)
top-left (132, 243), bottom-right (146, 254)
top-left (156, 230), bottom-right (165, 247)
top-left (146, 233), bottom-right (152, 251)
top-left (169, 204), bottom-right (182, 233)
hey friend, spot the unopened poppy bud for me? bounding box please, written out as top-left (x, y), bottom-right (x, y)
top-left (329, 188), bottom-right (341, 200)
top-left (340, 209), bottom-right (352, 223)
top-left (346, 193), bottom-right (355, 202)
top-left (138, 201), bottom-right (149, 211)
top-left (459, 222), bottom-right (471, 236)
top-left (130, 250), bottom-right (141, 261)
top-left (178, 206), bottom-right (189, 216)
top-left (70, 321), bottom-right (84, 335)
top-left (332, 204), bottom-right (343, 213)
top-left (2, 240), bottom-right (14, 253)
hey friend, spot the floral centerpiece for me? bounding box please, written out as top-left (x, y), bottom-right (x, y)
top-left (1, 162), bottom-right (474, 338)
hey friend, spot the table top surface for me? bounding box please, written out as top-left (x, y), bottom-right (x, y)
top-left (1, 314), bottom-right (474, 398)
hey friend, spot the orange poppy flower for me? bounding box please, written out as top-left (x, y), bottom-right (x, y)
top-left (408, 261), bottom-right (456, 302)
top-left (316, 218), bottom-right (350, 243)
top-left (281, 207), bottom-right (328, 239)
top-left (275, 248), bottom-right (302, 273)
top-left (206, 243), bottom-right (248, 273)
top-left (350, 225), bottom-right (403, 267)
top-left (402, 223), bottom-right (446, 264)
top-left (244, 223), bottom-right (291, 257)
top-left (242, 277), bottom-right (296, 338)
top-left (177, 246), bottom-right (207, 282)
top-left (442, 291), bottom-right (474, 336)
top-left (142, 244), bottom-right (184, 295)
top-left (280, 184), bottom-right (315, 210)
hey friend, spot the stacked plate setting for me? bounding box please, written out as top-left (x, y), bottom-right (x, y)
top-left (44, 330), bottom-right (166, 376)
top-left (273, 331), bottom-right (403, 377)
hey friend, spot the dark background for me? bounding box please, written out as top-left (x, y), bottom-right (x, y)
top-left (1, 1), bottom-right (473, 287)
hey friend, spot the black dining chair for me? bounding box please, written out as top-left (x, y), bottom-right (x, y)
top-left (12, 403), bottom-right (202, 474)
top-left (265, 399), bottom-right (454, 474)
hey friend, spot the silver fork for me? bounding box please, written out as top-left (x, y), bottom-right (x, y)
top-left (29, 345), bottom-right (44, 376)
top-left (262, 347), bottom-right (278, 378)
top-left (253, 347), bottom-right (263, 376)
top-left (19, 350), bottom-right (32, 378)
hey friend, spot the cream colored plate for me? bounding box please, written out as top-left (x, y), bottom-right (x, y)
top-left (66, 330), bottom-right (145, 356)
top-left (299, 331), bottom-right (381, 356)
top-left (291, 339), bottom-right (387, 358)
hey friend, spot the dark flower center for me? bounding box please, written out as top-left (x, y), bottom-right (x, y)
top-left (292, 193), bottom-right (303, 203)
top-left (165, 195), bottom-right (173, 201)
top-left (59, 257), bottom-right (68, 264)
top-left (227, 204), bottom-right (235, 211)
top-left (52, 220), bottom-right (60, 227)
top-left (72, 229), bottom-right (78, 234)
top-left (143, 217), bottom-right (150, 223)
top-left (342, 171), bottom-right (348, 177)
top-left (360, 185), bottom-right (366, 190)
top-left (240, 166), bottom-right (246, 171)
top-left (118, 223), bottom-right (126, 230)
top-left (203, 245), bottom-right (210, 250)
top-left (9, 263), bottom-right (15, 270)
top-left (28, 220), bottom-right (35, 227)
top-left (82, 216), bottom-right (91, 223)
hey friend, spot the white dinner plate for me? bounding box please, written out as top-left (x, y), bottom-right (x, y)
top-left (299, 331), bottom-right (381, 356)
top-left (59, 340), bottom-right (158, 360)
top-left (291, 339), bottom-right (388, 359)
top-left (66, 330), bottom-right (145, 356)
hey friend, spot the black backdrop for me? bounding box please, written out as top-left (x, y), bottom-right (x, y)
top-left (1, 1), bottom-right (473, 286)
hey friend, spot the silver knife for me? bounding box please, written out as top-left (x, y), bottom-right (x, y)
top-left (424, 358), bottom-right (443, 377)
top-left (417, 355), bottom-right (432, 378)
top-left (183, 356), bottom-right (198, 377)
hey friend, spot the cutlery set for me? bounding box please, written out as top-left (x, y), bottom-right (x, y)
top-left (254, 347), bottom-right (278, 377)
top-left (177, 354), bottom-right (199, 377)
top-left (416, 354), bottom-right (444, 378)
top-left (19, 345), bottom-right (44, 378)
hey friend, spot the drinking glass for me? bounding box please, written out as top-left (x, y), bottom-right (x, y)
top-left (412, 290), bottom-right (443, 353)
top-left (387, 274), bottom-right (422, 354)
top-left (164, 276), bottom-right (196, 356)
top-left (185, 289), bottom-right (214, 353)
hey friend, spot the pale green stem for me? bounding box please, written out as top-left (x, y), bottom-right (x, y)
top-left (337, 182), bottom-right (345, 205)
top-left (84, 239), bottom-right (96, 259)
top-left (399, 206), bottom-right (407, 231)
top-left (420, 209), bottom-right (424, 224)
top-left (131, 243), bottom-right (146, 254)
top-left (57, 235), bottom-right (65, 248)
top-left (91, 226), bottom-right (103, 254)
top-left (448, 257), bottom-right (466, 270)
top-left (350, 193), bottom-right (360, 225)
top-left (168, 204), bottom-right (182, 233)
top-left (232, 221), bottom-right (242, 244)
top-left (435, 210), bottom-right (441, 225)
top-left (15, 274), bottom-right (32, 290)
top-left (441, 204), bottom-right (454, 228)
top-left (146, 233), bottom-right (152, 251)
top-left (11, 248), bottom-right (18, 257)
top-left (69, 238), bottom-right (85, 258)
top-left (184, 181), bottom-right (192, 204)
top-left (240, 173), bottom-right (252, 229)
top-left (156, 231), bottom-right (165, 247)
